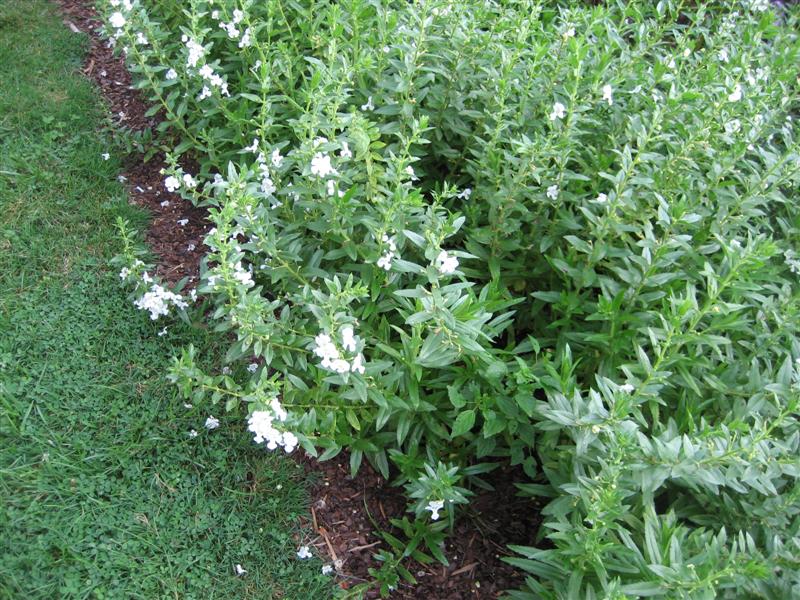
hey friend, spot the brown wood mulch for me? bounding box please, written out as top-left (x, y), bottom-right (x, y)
top-left (53, 1), bottom-right (541, 597)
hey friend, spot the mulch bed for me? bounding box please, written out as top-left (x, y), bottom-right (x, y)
top-left (53, 1), bottom-right (542, 596)
top-left (301, 453), bottom-right (540, 598)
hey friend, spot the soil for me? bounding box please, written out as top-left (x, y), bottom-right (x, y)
top-left (53, 1), bottom-right (543, 597)
top-left (300, 453), bottom-right (540, 598)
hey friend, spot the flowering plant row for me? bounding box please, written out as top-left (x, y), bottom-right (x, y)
top-left (105, 0), bottom-right (800, 596)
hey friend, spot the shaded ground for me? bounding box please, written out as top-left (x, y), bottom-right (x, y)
top-left (0, 2), bottom-right (331, 597)
top-left (303, 455), bottom-right (539, 598)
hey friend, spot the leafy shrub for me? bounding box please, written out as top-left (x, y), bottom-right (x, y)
top-left (104, 0), bottom-right (800, 596)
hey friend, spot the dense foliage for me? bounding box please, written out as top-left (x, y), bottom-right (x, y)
top-left (106, 0), bottom-right (800, 596)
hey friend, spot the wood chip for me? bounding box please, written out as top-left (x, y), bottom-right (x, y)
top-left (451, 562), bottom-right (479, 577)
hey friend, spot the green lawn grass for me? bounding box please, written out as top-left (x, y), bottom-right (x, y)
top-left (0, 2), bottom-right (332, 598)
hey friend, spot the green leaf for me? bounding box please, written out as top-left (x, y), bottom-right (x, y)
top-left (451, 409), bottom-right (476, 438)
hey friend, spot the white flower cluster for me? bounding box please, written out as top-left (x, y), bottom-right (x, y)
top-left (435, 250), bottom-right (459, 275)
top-left (313, 326), bottom-right (366, 374)
top-left (231, 261), bottom-right (254, 287)
top-left (247, 397), bottom-right (298, 453)
top-left (164, 173), bottom-right (197, 193)
top-left (219, 9), bottom-right (244, 38)
top-left (310, 152), bottom-right (337, 178)
top-left (376, 234), bottom-right (398, 271)
top-left (109, 11), bottom-right (126, 29)
top-left (182, 35), bottom-right (206, 68)
top-left (134, 283), bottom-right (189, 320)
top-left (253, 146), bottom-right (280, 197)
top-left (198, 63), bottom-right (230, 97)
top-left (119, 259), bottom-right (143, 281)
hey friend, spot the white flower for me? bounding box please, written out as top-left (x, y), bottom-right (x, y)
top-left (205, 415), bottom-right (220, 430)
top-left (546, 185), bottom-right (559, 200)
top-left (261, 176), bottom-right (276, 195)
top-left (329, 359), bottom-right (351, 374)
top-left (728, 84), bottom-right (743, 103)
top-left (232, 262), bottom-right (254, 287)
top-left (602, 84), bottom-right (613, 106)
top-left (322, 565), bottom-right (334, 575)
top-left (135, 32), bottom-right (148, 45)
top-left (165, 68), bottom-right (178, 81)
top-left (310, 153), bottom-right (336, 178)
top-left (282, 431), bottom-right (298, 453)
top-left (341, 326), bottom-right (357, 352)
top-left (239, 28), bottom-right (252, 48)
top-left (351, 353), bottom-right (365, 374)
top-left (177, 219), bottom-right (189, 227)
top-left (326, 179), bottom-right (336, 196)
top-left (197, 86), bottom-right (212, 101)
top-left (220, 21), bottom-right (240, 39)
top-left (160, 200), bottom-right (170, 207)
top-left (425, 500), bottom-right (445, 520)
top-left (376, 253), bottom-right (393, 270)
top-left (297, 546), bottom-right (312, 559)
top-left (247, 362), bottom-right (258, 373)
top-left (119, 267), bottom-right (130, 279)
top-left (249, 410), bottom-right (285, 449)
top-left (340, 141), bottom-right (352, 159)
top-left (549, 102), bottom-right (566, 121)
top-left (271, 148), bottom-right (284, 168)
top-left (134, 283), bottom-right (188, 319)
top-left (234, 564), bottom-right (247, 576)
top-left (158, 327), bottom-right (168, 337)
top-left (109, 11), bottom-right (126, 29)
top-left (563, 27), bottom-right (575, 40)
top-left (183, 174), bottom-right (197, 188)
top-left (435, 250), bottom-right (459, 275)
top-left (222, 366), bottom-right (232, 375)
top-left (457, 188), bottom-right (472, 200)
top-left (405, 165), bottom-right (417, 180)
top-left (211, 10), bottom-right (220, 19)
top-left (101, 152), bottom-right (110, 161)
top-left (360, 96), bottom-right (375, 111)
top-left (232, 9), bottom-right (244, 23)
top-left (620, 384), bottom-right (635, 394)
top-left (724, 119), bottom-right (741, 135)
top-left (186, 39), bottom-right (205, 68)
top-left (718, 48), bottom-right (729, 63)
top-left (682, 47), bottom-right (691, 58)
top-left (590, 192), bottom-right (608, 204)
top-left (189, 429), bottom-right (198, 438)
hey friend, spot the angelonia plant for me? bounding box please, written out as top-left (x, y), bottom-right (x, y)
top-left (103, 0), bottom-right (800, 596)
